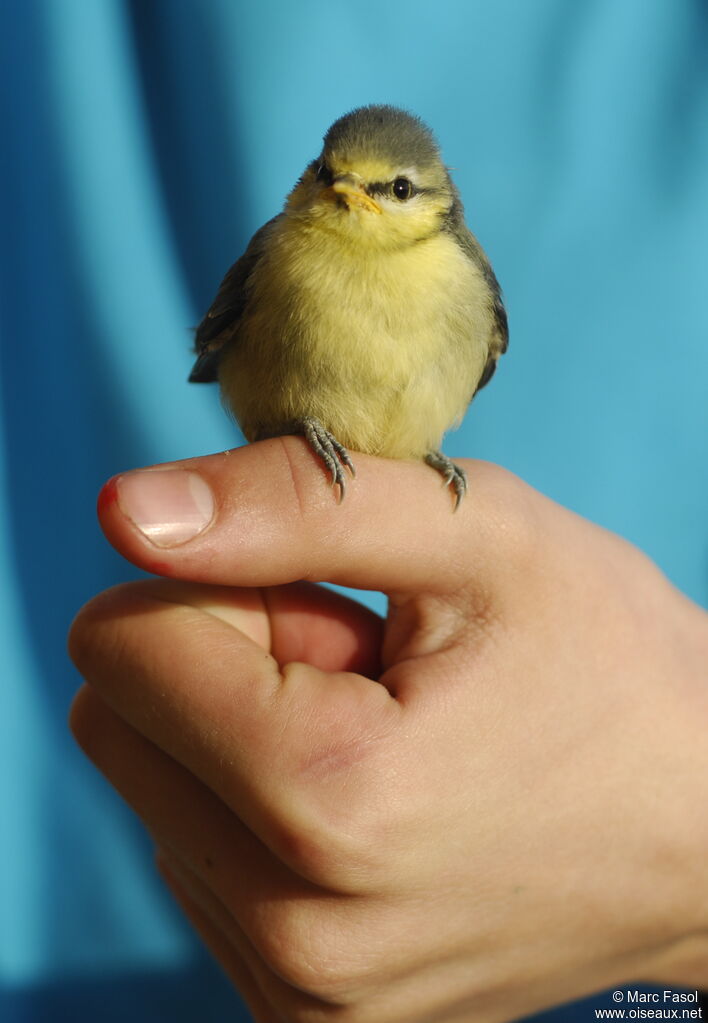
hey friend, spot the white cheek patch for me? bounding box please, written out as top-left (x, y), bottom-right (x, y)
top-left (378, 192), bottom-right (425, 216)
top-left (376, 168), bottom-right (425, 215)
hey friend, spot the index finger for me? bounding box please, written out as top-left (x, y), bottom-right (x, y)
top-left (97, 437), bottom-right (522, 594)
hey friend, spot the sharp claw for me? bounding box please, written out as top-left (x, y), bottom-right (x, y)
top-left (425, 451), bottom-right (468, 510)
top-left (328, 436), bottom-right (356, 479)
top-left (301, 417), bottom-right (355, 500)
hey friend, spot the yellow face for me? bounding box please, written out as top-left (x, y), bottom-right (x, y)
top-left (285, 153), bottom-right (454, 252)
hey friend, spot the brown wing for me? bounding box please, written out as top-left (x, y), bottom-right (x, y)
top-left (189, 215), bottom-right (281, 383)
top-left (443, 188), bottom-right (508, 397)
top-left (476, 292), bottom-right (508, 393)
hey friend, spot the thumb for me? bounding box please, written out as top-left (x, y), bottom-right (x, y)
top-left (97, 436), bottom-right (519, 596)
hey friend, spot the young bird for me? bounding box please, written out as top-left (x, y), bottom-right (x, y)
top-left (190, 104), bottom-right (508, 507)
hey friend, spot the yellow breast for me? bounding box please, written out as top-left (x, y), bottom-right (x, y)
top-left (218, 218), bottom-right (494, 459)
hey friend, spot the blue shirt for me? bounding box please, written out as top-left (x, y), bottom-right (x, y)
top-left (1, 1), bottom-right (705, 1019)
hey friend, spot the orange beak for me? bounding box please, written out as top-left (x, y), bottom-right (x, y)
top-left (322, 175), bottom-right (382, 215)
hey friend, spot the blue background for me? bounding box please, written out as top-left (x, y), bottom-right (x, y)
top-left (1, 1), bottom-right (706, 1019)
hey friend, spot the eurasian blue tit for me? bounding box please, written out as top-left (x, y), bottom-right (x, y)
top-left (190, 104), bottom-right (508, 507)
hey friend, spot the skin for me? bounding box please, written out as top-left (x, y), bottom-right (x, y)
top-left (69, 440), bottom-right (708, 1023)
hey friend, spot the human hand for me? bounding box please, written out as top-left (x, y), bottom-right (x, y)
top-left (69, 440), bottom-right (708, 1022)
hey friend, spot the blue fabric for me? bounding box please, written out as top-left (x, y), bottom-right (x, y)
top-left (1, 0), bottom-right (706, 1019)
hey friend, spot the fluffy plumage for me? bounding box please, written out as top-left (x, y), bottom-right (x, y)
top-left (190, 104), bottom-right (508, 506)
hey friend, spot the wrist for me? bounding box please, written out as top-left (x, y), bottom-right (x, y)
top-left (641, 598), bottom-right (708, 987)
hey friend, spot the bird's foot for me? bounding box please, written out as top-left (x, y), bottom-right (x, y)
top-left (425, 451), bottom-right (467, 510)
top-left (299, 417), bottom-right (356, 501)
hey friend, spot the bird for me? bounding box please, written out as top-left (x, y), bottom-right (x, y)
top-left (189, 104), bottom-right (508, 508)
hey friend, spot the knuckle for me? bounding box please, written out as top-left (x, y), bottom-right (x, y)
top-left (254, 901), bottom-right (371, 1003)
top-left (67, 587), bottom-right (126, 675)
top-left (274, 806), bottom-right (384, 892)
top-left (68, 684), bottom-right (103, 755)
top-left (67, 580), bottom-right (163, 676)
top-left (480, 465), bottom-right (543, 558)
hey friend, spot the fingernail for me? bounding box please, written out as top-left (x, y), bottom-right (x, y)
top-left (115, 470), bottom-right (215, 548)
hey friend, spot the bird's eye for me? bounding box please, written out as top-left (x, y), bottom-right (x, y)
top-left (392, 177), bottom-right (414, 200)
top-left (316, 163), bottom-right (333, 186)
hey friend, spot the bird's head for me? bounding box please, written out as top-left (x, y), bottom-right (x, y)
top-left (286, 105), bottom-right (457, 251)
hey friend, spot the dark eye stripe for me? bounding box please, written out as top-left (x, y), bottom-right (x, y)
top-left (367, 179), bottom-right (419, 199)
top-left (315, 162), bottom-right (333, 186)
